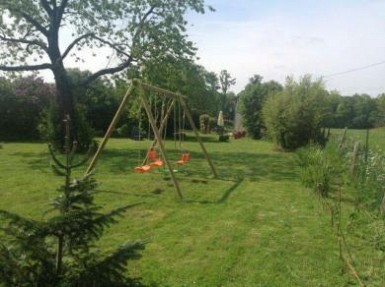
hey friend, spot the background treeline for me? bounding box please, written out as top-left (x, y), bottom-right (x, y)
top-left (0, 60), bottom-right (237, 141)
top-left (1, 69), bottom-right (385, 142)
top-left (238, 75), bottom-right (385, 147)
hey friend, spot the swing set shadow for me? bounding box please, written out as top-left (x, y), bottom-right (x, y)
top-left (84, 80), bottom-right (218, 201)
top-left (178, 176), bottom-right (244, 205)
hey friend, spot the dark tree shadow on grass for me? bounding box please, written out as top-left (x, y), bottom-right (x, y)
top-left (11, 151), bottom-right (50, 173)
top-left (183, 177), bottom-right (244, 205)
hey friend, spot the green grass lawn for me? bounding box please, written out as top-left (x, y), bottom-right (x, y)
top-left (0, 135), bottom-right (351, 286)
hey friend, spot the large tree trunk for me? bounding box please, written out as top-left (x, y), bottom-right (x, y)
top-left (53, 66), bottom-right (74, 119)
top-left (53, 66), bottom-right (76, 149)
top-left (48, 30), bottom-right (77, 149)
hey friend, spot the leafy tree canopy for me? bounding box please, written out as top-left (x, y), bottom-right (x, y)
top-left (0, 0), bottom-right (211, 146)
top-left (239, 75), bottom-right (282, 139)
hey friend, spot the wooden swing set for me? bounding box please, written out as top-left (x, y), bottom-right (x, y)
top-left (84, 80), bottom-right (217, 200)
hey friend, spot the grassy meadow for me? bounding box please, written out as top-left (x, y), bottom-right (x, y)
top-left (0, 133), bottom-right (357, 286)
top-left (336, 127), bottom-right (385, 152)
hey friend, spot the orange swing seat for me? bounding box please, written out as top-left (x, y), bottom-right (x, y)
top-left (176, 152), bottom-right (190, 165)
top-left (150, 159), bottom-right (164, 167)
top-left (147, 148), bottom-right (164, 167)
top-left (148, 149), bottom-right (157, 161)
top-left (134, 165), bottom-right (152, 173)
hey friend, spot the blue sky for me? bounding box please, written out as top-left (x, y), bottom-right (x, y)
top-left (187, 0), bottom-right (385, 95)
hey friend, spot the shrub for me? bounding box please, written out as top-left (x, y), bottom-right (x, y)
top-left (263, 75), bottom-right (329, 150)
top-left (199, 114), bottom-right (210, 134)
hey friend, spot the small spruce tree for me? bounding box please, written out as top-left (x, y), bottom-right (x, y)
top-left (0, 116), bottom-right (145, 287)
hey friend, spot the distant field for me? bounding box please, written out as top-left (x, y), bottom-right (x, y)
top-left (331, 127), bottom-right (385, 153)
top-left (0, 134), bottom-right (355, 286)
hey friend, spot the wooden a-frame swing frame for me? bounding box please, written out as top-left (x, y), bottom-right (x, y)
top-left (85, 79), bottom-right (218, 200)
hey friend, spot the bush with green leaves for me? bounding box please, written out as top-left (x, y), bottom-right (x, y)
top-left (263, 75), bottom-right (329, 150)
top-left (0, 119), bottom-right (145, 287)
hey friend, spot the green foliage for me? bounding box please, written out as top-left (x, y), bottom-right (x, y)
top-left (218, 134), bottom-right (229, 142)
top-left (0, 76), bottom-right (54, 140)
top-left (67, 69), bottom-right (121, 134)
top-left (218, 70), bottom-right (236, 115)
top-left (0, 121), bottom-right (145, 286)
top-left (354, 150), bottom-right (385, 211)
top-left (297, 145), bottom-right (339, 197)
top-left (219, 69), bottom-right (236, 96)
top-left (263, 75), bottom-right (329, 150)
top-left (0, 0), bottom-right (211, 146)
top-left (239, 75), bottom-right (283, 139)
top-left (333, 94), bottom-right (377, 129)
top-left (39, 103), bottom-right (94, 152)
top-left (0, 1), bottom-right (209, 71)
top-left (140, 57), bottom-right (220, 117)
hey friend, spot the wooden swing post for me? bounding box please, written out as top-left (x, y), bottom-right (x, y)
top-left (179, 98), bottom-right (218, 178)
top-left (85, 83), bottom-right (135, 175)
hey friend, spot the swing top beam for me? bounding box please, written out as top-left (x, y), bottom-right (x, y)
top-left (134, 80), bottom-right (187, 100)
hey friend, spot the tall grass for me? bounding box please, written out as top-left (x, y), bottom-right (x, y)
top-left (298, 129), bottom-right (385, 286)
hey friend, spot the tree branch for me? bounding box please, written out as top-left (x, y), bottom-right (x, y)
top-left (80, 4), bottom-right (157, 87)
top-left (61, 33), bottom-right (94, 61)
top-left (61, 33), bottom-right (132, 62)
top-left (57, 0), bottom-right (69, 24)
top-left (133, 4), bottom-right (157, 42)
top-left (19, 11), bottom-right (49, 37)
top-left (40, 0), bottom-right (53, 16)
top-left (0, 34), bottom-right (48, 52)
top-left (0, 63), bottom-right (52, 72)
top-left (91, 35), bottom-right (131, 58)
top-left (81, 58), bottom-right (134, 87)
